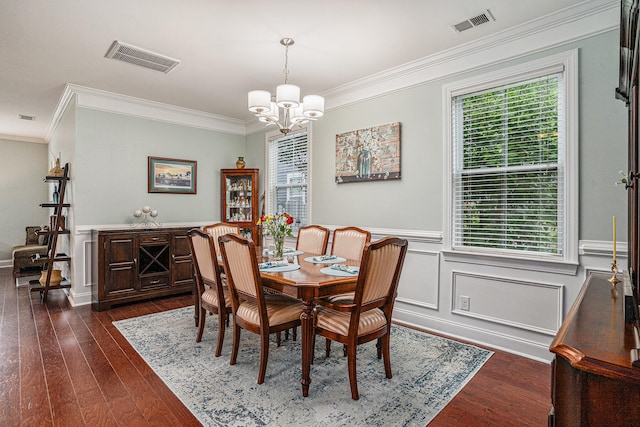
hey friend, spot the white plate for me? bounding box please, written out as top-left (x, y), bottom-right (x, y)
top-left (264, 249), bottom-right (304, 256)
top-left (320, 266), bottom-right (359, 277)
top-left (259, 264), bottom-right (301, 273)
top-left (304, 256), bottom-right (347, 264)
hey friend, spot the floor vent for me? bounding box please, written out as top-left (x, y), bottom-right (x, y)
top-left (452, 10), bottom-right (495, 33)
top-left (105, 41), bottom-right (180, 74)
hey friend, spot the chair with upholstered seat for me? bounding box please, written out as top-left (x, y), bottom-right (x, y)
top-left (12, 226), bottom-right (49, 279)
top-left (218, 233), bottom-right (303, 384)
top-left (323, 226), bottom-right (372, 309)
top-left (314, 236), bottom-right (408, 400)
top-left (203, 222), bottom-right (240, 256)
top-left (187, 228), bottom-right (232, 357)
top-left (330, 226), bottom-right (371, 261)
top-left (296, 225), bottom-right (329, 254)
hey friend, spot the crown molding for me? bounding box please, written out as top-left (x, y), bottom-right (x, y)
top-left (47, 0), bottom-right (618, 139)
top-left (0, 133), bottom-right (46, 144)
top-left (46, 84), bottom-right (247, 141)
top-left (322, 0), bottom-right (618, 110)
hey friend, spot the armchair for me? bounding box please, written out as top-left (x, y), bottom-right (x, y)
top-left (12, 226), bottom-right (48, 279)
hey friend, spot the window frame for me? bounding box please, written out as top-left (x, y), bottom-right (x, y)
top-left (264, 125), bottom-right (312, 234)
top-left (442, 50), bottom-right (579, 274)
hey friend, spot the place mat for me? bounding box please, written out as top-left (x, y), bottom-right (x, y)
top-left (320, 265), bottom-right (359, 277)
top-left (304, 255), bottom-right (347, 264)
top-left (259, 263), bottom-right (301, 273)
top-left (264, 249), bottom-right (304, 256)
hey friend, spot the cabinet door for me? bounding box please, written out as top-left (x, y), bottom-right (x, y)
top-left (221, 168), bottom-right (259, 242)
top-left (171, 232), bottom-right (194, 287)
top-left (104, 235), bottom-right (137, 296)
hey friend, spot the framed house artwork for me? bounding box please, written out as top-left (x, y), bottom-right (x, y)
top-left (148, 156), bottom-right (197, 194)
top-left (335, 122), bottom-right (401, 183)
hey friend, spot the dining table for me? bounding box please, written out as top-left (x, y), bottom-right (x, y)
top-left (257, 250), bottom-right (359, 397)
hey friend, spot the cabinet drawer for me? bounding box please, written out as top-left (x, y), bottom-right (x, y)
top-left (140, 274), bottom-right (169, 290)
top-left (140, 233), bottom-right (170, 245)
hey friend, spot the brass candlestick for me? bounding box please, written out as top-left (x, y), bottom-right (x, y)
top-left (609, 260), bottom-right (621, 286)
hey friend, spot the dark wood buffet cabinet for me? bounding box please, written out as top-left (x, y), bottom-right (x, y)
top-left (92, 227), bottom-right (194, 311)
top-left (549, 1), bottom-right (640, 424)
top-left (549, 273), bottom-right (640, 426)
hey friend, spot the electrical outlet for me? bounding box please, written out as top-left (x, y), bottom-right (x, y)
top-left (460, 295), bottom-right (470, 311)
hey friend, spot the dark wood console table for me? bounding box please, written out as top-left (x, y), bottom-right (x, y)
top-left (549, 273), bottom-right (640, 426)
top-left (92, 227), bottom-right (194, 311)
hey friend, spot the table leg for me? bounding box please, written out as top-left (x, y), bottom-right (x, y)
top-left (300, 298), bottom-right (315, 397)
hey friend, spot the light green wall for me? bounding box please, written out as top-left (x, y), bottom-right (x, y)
top-left (0, 139), bottom-right (49, 260)
top-left (577, 31), bottom-right (628, 241)
top-left (246, 29), bottom-right (628, 241)
top-left (73, 109), bottom-right (246, 226)
top-left (1, 29), bottom-right (627, 260)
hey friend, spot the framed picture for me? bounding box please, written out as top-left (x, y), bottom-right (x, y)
top-left (148, 157), bottom-right (197, 194)
top-left (335, 122), bottom-right (401, 183)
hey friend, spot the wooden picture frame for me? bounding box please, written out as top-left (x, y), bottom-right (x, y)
top-left (148, 157), bottom-right (197, 194)
top-left (335, 122), bottom-right (401, 183)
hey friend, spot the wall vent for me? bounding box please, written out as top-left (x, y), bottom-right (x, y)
top-left (451, 9), bottom-right (495, 33)
top-left (105, 40), bottom-right (180, 74)
top-left (19, 114), bottom-right (35, 121)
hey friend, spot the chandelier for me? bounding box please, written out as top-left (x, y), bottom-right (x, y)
top-left (248, 38), bottom-right (324, 135)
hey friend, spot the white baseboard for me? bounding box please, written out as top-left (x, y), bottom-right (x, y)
top-left (393, 308), bottom-right (553, 363)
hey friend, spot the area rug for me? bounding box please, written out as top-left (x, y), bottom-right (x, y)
top-left (114, 307), bottom-right (492, 426)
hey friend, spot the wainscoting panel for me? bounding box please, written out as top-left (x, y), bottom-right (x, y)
top-left (451, 271), bottom-right (564, 335)
top-left (396, 249), bottom-right (440, 310)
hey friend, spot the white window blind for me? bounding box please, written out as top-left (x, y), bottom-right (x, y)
top-left (451, 73), bottom-right (564, 256)
top-left (267, 130), bottom-right (309, 233)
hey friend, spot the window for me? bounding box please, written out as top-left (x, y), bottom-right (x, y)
top-left (445, 51), bottom-right (577, 264)
top-left (266, 128), bottom-right (310, 233)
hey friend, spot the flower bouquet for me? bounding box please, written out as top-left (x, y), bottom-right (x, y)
top-left (257, 212), bottom-right (294, 260)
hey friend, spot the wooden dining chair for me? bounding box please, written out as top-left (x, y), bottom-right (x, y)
top-left (314, 236), bottom-right (408, 400)
top-left (187, 228), bottom-right (232, 357)
top-left (330, 226), bottom-right (371, 261)
top-left (296, 225), bottom-right (330, 254)
top-left (323, 226), bottom-right (372, 309)
top-left (218, 233), bottom-right (303, 384)
top-left (203, 222), bottom-right (240, 256)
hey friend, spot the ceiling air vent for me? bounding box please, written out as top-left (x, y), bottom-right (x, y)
top-left (451, 9), bottom-right (495, 33)
top-left (105, 40), bottom-right (180, 74)
top-left (19, 114), bottom-right (35, 121)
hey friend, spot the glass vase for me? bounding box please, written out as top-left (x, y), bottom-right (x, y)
top-left (273, 236), bottom-right (284, 261)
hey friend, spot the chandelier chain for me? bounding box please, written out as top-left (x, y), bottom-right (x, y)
top-left (283, 43), bottom-right (290, 84)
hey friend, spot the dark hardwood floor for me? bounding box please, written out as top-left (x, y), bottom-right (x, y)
top-left (0, 267), bottom-right (550, 426)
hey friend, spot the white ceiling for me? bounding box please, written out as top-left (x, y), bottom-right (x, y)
top-left (0, 0), bottom-right (601, 142)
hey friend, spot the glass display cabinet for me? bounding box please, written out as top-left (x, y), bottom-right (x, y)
top-left (221, 168), bottom-right (259, 242)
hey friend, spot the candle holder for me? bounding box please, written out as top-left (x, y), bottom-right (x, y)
top-left (132, 207), bottom-right (160, 228)
top-left (609, 260), bottom-right (621, 286)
